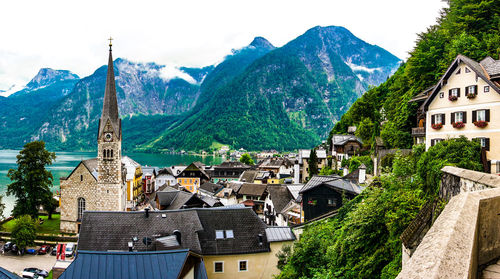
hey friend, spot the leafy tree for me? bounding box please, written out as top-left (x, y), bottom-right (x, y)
top-left (417, 136), bottom-right (482, 196)
top-left (355, 118), bottom-right (375, 145)
top-left (277, 244), bottom-right (293, 270)
top-left (44, 198), bottom-right (59, 220)
top-left (308, 148), bottom-right (319, 178)
top-left (7, 141), bottom-right (56, 218)
top-left (239, 153), bottom-right (255, 165)
top-left (11, 215), bottom-right (38, 252)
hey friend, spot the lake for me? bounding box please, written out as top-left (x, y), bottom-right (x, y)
top-left (0, 149), bottom-right (223, 217)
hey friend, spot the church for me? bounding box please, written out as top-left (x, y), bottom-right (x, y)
top-left (60, 42), bottom-right (127, 233)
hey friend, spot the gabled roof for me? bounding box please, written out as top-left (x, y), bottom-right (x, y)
top-left (299, 175), bottom-right (341, 193)
top-left (423, 54), bottom-right (500, 111)
top-left (59, 250), bottom-right (208, 279)
top-left (64, 158), bottom-right (98, 181)
top-left (157, 167), bottom-right (174, 176)
top-left (238, 183), bottom-right (268, 197)
top-left (199, 182), bottom-right (224, 195)
top-left (179, 162), bottom-right (210, 179)
top-left (481, 56), bottom-right (500, 78)
top-left (78, 207), bottom-right (271, 255)
top-left (408, 85), bottom-right (435, 103)
top-left (258, 157), bottom-right (294, 169)
top-left (156, 188), bottom-right (214, 210)
top-left (286, 184), bottom-right (304, 200)
top-left (267, 185), bottom-right (293, 213)
top-left (142, 166), bottom-right (159, 176)
top-left (239, 170), bottom-right (258, 182)
top-left (331, 135), bottom-right (363, 146)
top-left (214, 161), bottom-right (250, 169)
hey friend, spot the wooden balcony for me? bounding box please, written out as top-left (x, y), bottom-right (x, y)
top-left (412, 127), bottom-right (426, 137)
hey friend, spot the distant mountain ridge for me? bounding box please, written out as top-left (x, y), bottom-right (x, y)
top-left (0, 25), bottom-right (401, 152)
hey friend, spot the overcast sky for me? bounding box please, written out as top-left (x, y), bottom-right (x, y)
top-left (0, 0), bottom-right (447, 94)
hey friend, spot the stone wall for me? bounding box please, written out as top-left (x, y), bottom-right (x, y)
top-left (440, 166), bottom-right (500, 201)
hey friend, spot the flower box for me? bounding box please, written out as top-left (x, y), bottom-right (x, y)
top-left (473, 120), bottom-right (488, 128)
top-left (431, 123), bottom-right (443, 130)
top-left (466, 92), bottom-right (477, 99)
top-left (452, 121), bottom-right (465, 128)
top-left (448, 95), bottom-right (458, 101)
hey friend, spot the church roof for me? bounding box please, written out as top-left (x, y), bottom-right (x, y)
top-left (98, 45), bottom-right (121, 139)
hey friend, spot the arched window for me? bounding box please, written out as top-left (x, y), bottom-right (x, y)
top-left (77, 197), bottom-right (86, 221)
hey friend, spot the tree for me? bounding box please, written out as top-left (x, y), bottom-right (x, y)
top-left (11, 215), bottom-right (37, 252)
top-left (7, 141), bottom-right (56, 218)
top-left (44, 198), bottom-right (59, 220)
top-left (308, 148), bottom-right (318, 179)
top-left (239, 153), bottom-right (254, 165)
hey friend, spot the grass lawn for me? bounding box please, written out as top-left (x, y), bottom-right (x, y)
top-left (2, 214), bottom-right (61, 235)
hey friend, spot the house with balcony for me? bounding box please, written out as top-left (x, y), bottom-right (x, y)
top-left (421, 54), bottom-right (500, 174)
top-left (409, 86), bottom-right (435, 145)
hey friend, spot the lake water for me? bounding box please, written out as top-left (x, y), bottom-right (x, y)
top-left (0, 149), bottom-right (223, 217)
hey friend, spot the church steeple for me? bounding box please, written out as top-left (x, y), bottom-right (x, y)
top-left (98, 38), bottom-right (121, 140)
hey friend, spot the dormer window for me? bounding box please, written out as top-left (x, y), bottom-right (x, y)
top-left (215, 230), bottom-right (224, 239)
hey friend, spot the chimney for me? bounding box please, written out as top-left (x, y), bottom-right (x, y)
top-left (358, 164), bottom-right (366, 184)
top-left (293, 160), bottom-right (300, 184)
top-left (144, 208), bottom-right (150, 218)
top-left (343, 167), bottom-right (349, 176)
top-left (173, 230), bottom-right (182, 245)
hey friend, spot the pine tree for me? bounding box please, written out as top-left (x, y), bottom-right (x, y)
top-left (308, 148), bottom-right (319, 179)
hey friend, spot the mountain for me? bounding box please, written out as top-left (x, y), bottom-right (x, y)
top-left (0, 69), bottom-right (80, 148)
top-left (145, 26), bottom-right (400, 152)
top-left (31, 59), bottom-right (209, 150)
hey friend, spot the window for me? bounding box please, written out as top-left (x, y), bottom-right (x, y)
top-left (435, 114), bottom-right (443, 124)
top-left (214, 262), bottom-right (224, 273)
top-left (456, 68), bottom-right (461, 74)
top-left (449, 88), bottom-right (460, 98)
top-left (215, 230), bottom-right (224, 239)
top-left (484, 86), bottom-right (490, 93)
top-left (80, 175), bottom-right (83, 182)
top-left (328, 198), bottom-right (337, 207)
top-left (77, 197), bottom-right (86, 221)
top-left (431, 138), bottom-right (444, 147)
top-left (226, 230), bottom-right (234, 238)
top-left (466, 85), bottom-right (477, 94)
top-left (472, 109), bottom-right (490, 123)
top-left (465, 67), bottom-right (471, 73)
top-left (439, 92), bottom-right (444, 98)
top-left (477, 110), bottom-right (486, 121)
top-left (452, 111), bottom-right (466, 123)
top-left (455, 112), bottom-right (463, 122)
top-left (239, 260), bottom-right (248, 272)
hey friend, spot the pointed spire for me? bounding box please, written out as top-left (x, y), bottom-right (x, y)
top-left (99, 39), bottom-right (120, 139)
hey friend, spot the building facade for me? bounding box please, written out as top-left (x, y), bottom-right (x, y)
top-left (60, 44), bottom-right (126, 233)
top-left (422, 55), bottom-right (500, 174)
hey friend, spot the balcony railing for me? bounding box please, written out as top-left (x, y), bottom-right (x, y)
top-left (412, 127), bottom-right (426, 137)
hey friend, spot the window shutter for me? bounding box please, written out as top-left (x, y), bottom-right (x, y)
top-left (472, 110), bottom-right (477, 122)
top-left (474, 85), bottom-right (478, 93)
top-left (451, 113), bottom-right (455, 124)
top-left (442, 114), bottom-right (445, 125)
top-left (431, 115), bottom-right (435, 125)
top-left (457, 88), bottom-right (461, 97)
top-left (431, 139), bottom-right (435, 146)
top-left (486, 109), bottom-right (490, 122)
top-left (486, 138), bottom-right (490, 151)
top-left (465, 86), bottom-right (469, 95)
top-left (448, 89), bottom-right (452, 97)
top-left (463, 111), bottom-right (467, 123)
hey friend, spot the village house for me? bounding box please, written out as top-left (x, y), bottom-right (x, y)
top-left (263, 185), bottom-right (294, 226)
top-left (239, 170), bottom-right (257, 183)
top-left (296, 149), bottom-right (328, 183)
top-left (177, 162), bottom-right (211, 193)
top-left (155, 167), bottom-right (177, 187)
top-left (416, 54), bottom-right (500, 174)
top-left (299, 175), bottom-right (363, 222)
top-left (199, 182), bottom-right (225, 198)
top-left (142, 166), bottom-right (159, 194)
top-left (257, 157), bottom-right (294, 179)
top-left (257, 150), bottom-right (279, 159)
top-left (122, 156), bottom-right (143, 210)
top-left (77, 207), bottom-right (295, 279)
top-left (253, 171), bottom-right (275, 184)
top-left (235, 183), bottom-right (268, 218)
top-left (152, 186), bottom-right (221, 210)
top-left (59, 44), bottom-right (127, 233)
top-left (330, 134), bottom-right (363, 162)
top-left (171, 165), bottom-right (187, 176)
top-left (211, 161), bottom-right (251, 183)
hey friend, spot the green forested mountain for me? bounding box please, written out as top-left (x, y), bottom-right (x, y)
top-left (279, 1), bottom-right (499, 278)
top-left (146, 26), bottom-right (400, 152)
top-left (330, 0), bottom-right (500, 148)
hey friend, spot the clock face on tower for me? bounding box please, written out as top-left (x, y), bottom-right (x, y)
top-left (104, 132), bottom-right (113, 142)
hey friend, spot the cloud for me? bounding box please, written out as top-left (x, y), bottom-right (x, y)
top-left (159, 65), bottom-right (198, 84)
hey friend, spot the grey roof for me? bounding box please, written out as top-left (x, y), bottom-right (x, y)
top-left (481, 56), bottom-right (500, 78)
top-left (156, 188), bottom-right (213, 210)
top-left (200, 195), bottom-right (221, 207)
top-left (199, 182), bottom-right (224, 194)
top-left (78, 207), bottom-right (271, 255)
top-left (0, 267), bottom-right (20, 279)
top-left (214, 161), bottom-right (250, 169)
top-left (238, 183), bottom-right (268, 197)
top-left (158, 167), bottom-right (174, 176)
top-left (258, 157), bottom-right (293, 168)
top-left (286, 184), bottom-right (304, 200)
top-left (265, 227), bottom-right (296, 242)
top-left (227, 182), bottom-right (243, 193)
top-left (98, 48), bottom-right (121, 140)
top-left (142, 166), bottom-right (159, 176)
top-left (299, 175), bottom-right (341, 193)
top-left (267, 185), bottom-right (293, 213)
top-left (331, 134), bottom-right (363, 146)
top-left (59, 250), bottom-right (208, 279)
top-left (239, 170), bottom-right (258, 182)
top-left (300, 175), bottom-right (363, 195)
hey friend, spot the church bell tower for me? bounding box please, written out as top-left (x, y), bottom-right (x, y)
top-left (97, 38), bottom-right (124, 211)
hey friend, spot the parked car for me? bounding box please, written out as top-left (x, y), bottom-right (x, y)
top-left (26, 248), bottom-right (37, 255)
top-left (22, 268), bottom-right (48, 278)
top-left (2, 241), bottom-right (13, 253)
top-left (65, 243), bottom-right (76, 258)
top-left (11, 244), bottom-right (19, 255)
top-left (37, 245), bottom-right (51, 255)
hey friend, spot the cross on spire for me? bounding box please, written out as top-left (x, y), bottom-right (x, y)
top-left (108, 37), bottom-right (113, 51)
